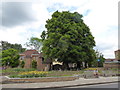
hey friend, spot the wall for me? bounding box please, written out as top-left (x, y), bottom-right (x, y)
top-left (103, 63), bottom-right (120, 68)
top-left (115, 50), bottom-right (120, 60)
top-left (24, 58), bottom-right (32, 69)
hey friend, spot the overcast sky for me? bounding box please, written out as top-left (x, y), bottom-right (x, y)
top-left (0, 0), bottom-right (119, 58)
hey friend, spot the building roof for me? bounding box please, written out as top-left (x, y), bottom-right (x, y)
top-left (105, 58), bottom-right (120, 63)
top-left (105, 58), bottom-right (116, 61)
top-left (115, 49), bottom-right (120, 52)
top-left (20, 49), bottom-right (40, 58)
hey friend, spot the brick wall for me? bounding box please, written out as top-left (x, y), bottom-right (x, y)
top-left (115, 50), bottom-right (120, 60)
top-left (24, 58), bottom-right (32, 69)
top-left (103, 63), bottom-right (120, 68)
top-left (23, 56), bottom-right (50, 71)
top-left (37, 57), bottom-right (43, 71)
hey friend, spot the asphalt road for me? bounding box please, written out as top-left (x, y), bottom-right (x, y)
top-left (2, 82), bottom-right (119, 90)
top-left (68, 82), bottom-right (119, 88)
top-left (40, 82), bottom-right (120, 90)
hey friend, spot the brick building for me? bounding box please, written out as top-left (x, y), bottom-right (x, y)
top-left (19, 49), bottom-right (51, 71)
top-left (104, 50), bottom-right (120, 68)
top-left (115, 49), bottom-right (120, 60)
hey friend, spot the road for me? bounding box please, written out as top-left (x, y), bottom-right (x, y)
top-left (40, 82), bottom-right (119, 90)
top-left (67, 82), bottom-right (119, 88)
top-left (2, 82), bottom-right (119, 90)
top-left (43, 82), bottom-right (119, 90)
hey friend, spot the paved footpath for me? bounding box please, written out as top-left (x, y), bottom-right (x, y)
top-left (1, 76), bottom-right (120, 89)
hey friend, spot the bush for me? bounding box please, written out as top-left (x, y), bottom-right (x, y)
top-left (20, 60), bottom-right (25, 68)
top-left (32, 60), bottom-right (37, 69)
top-left (12, 68), bottom-right (36, 72)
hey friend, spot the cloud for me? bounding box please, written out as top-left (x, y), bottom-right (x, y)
top-left (83, 9), bottom-right (91, 16)
top-left (47, 3), bottom-right (78, 13)
top-left (1, 2), bottom-right (36, 27)
top-left (80, 0), bottom-right (118, 58)
top-left (0, 2), bottom-right (50, 47)
top-left (0, 0), bottom-right (118, 58)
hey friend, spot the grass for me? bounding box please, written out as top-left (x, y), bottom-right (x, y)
top-left (2, 68), bottom-right (36, 76)
top-left (1, 68), bottom-right (84, 78)
top-left (9, 71), bottom-right (83, 78)
top-left (1, 67), bottom-right (119, 78)
top-left (46, 70), bottom-right (84, 77)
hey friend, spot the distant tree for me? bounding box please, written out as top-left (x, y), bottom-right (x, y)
top-left (1, 48), bottom-right (20, 68)
top-left (26, 37), bottom-right (43, 52)
top-left (91, 50), bottom-right (105, 67)
top-left (0, 41), bottom-right (26, 53)
top-left (97, 52), bottom-right (105, 67)
top-left (41, 11), bottom-right (96, 69)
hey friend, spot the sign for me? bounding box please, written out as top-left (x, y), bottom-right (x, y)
top-left (97, 59), bottom-right (100, 62)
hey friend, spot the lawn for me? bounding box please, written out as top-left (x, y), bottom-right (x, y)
top-left (1, 67), bottom-right (119, 78)
top-left (1, 68), bottom-right (84, 78)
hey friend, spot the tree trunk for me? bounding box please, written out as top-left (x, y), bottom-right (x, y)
top-left (49, 62), bottom-right (52, 71)
top-left (77, 61), bottom-right (82, 70)
top-left (88, 62), bottom-right (92, 67)
top-left (62, 62), bottom-right (69, 70)
top-left (85, 61), bottom-right (88, 68)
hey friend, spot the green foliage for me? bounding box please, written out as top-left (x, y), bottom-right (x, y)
top-left (98, 54), bottom-right (105, 67)
top-left (20, 60), bottom-right (25, 68)
top-left (2, 68), bottom-right (36, 76)
top-left (32, 60), bottom-right (37, 69)
top-left (2, 68), bottom-right (36, 73)
top-left (0, 51), bottom-right (2, 67)
top-left (41, 11), bottom-right (96, 69)
top-left (12, 68), bottom-right (36, 72)
top-left (92, 50), bottom-right (105, 67)
top-left (0, 41), bottom-right (26, 53)
top-left (2, 48), bottom-right (20, 68)
top-left (26, 37), bottom-right (43, 52)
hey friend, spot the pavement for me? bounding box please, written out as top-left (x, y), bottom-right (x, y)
top-left (1, 76), bottom-right (120, 89)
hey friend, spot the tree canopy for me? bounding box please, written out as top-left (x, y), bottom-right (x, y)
top-left (25, 37), bottom-right (43, 52)
top-left (1, 48), bottom-right (20, 68)
top-left (0, 41), bottom-right (26, 53)
top-left (41, 11), bottom-right (96, 69)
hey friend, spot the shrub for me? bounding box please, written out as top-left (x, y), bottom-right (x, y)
top-left (12, 68), bottom-right (36, 72)
top-left (32, 60), bottom-right (37, 69)
top-left (9, 74), bottom-right (19, 78)
top-left (20, 60), bottom-right (25, 68)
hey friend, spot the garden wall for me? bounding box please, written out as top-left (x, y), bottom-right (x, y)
top-left (3, 76), bottom-right (79, 84)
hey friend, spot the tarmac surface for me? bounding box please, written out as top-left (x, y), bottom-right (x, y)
top-left (1, 76), bottom-right (119, 90)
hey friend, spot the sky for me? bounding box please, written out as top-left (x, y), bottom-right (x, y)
top-left (0, 0), bottom-right (119, 58)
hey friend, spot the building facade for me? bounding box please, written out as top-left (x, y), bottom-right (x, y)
top-left (19, 50), bottom-right (51, 71)
top-left (114, 49), bottom-right (120, 60)
top-left (104, 49), bottom-right (120, 68)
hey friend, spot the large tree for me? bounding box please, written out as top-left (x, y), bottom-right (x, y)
top-left (0, 41), bottom-right (26, 53)
top-left (1, 48), bottom-right (20, 68)
top-left (41, 11), bottom-right (96, 69)
top-left (25, 37), bottom-right (43, 52)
